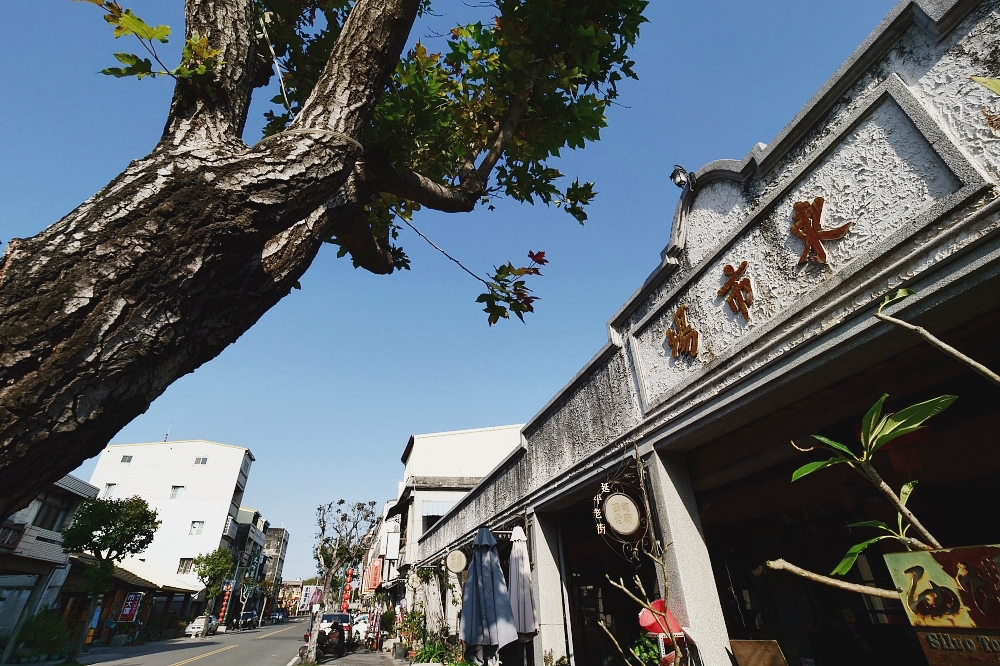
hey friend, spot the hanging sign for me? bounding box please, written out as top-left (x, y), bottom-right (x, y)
top-left (884, 544), bottom-right (1000, 665)
top-left (119, 592), bottom-right (144, 622)
top-left (603, 493), bottom-right (641, 536)
top-left (446, 550), bottom-right (467, 574)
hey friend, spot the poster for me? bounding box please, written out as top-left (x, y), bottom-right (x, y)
top-left (119, 592), bottom-right (144, 622)
top-left (298, 585), bottom-right (324, 612)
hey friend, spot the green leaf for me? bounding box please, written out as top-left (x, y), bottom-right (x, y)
top-left (791, 457), bottom-right (847, 482)
top-left (972, 76), bottom-right (1000, 97)
top-left (860, 394), bottom-right (888, 450)
top-left (878, 288), bottom-right (915, 314)
top-left (831, 536), bottom-right (892, 576)
top-left (898, 480), bottom-right (917, 536)
top-left (810, 435), bottom-right (857, 458)
top-left (870, 395), bottom-right (957, 454)
top-left (100, 55), bottom-right (154, 78)
top-left (845, 520), bottom-right (893, 532)
top-left (116, 11), bottom-right (169, 42)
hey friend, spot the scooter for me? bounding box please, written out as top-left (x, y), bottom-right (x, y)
top-left (298, 629), bottom-right (344, 659)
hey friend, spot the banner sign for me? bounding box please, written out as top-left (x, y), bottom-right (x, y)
top-left (885, 545), bottom-right (1000, 665)
top-left (119, 592), bottom-right (144, 622)
top-left (298, 585), bottom-right (323, 612)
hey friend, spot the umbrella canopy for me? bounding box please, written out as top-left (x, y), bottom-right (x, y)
top-left (508, 526), bottom-right (539, 639)
top-left (459, 527), bottom-right (518, 652)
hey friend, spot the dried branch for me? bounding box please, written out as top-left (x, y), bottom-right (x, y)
top-left (766, 559), bottom-right (898, 599)
top-left (598, 620), bottom-right (645, 665)
top-left (874, 312), bottom-right (1000, 387)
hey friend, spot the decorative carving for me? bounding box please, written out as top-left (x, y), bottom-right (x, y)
top-left (665, 305), bottom-right (698, 359)
top-left (790, 197), bottom-right (851, 264)
top-left (718, 261), bottom-right (754, 321)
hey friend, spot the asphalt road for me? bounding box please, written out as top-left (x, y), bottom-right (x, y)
top-left (78, 620), bottom-right (306, 666)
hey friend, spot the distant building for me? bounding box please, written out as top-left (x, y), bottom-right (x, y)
top-left (88, 440), bottom-right (255, 588)
top-left (263, 527), bottom-right (289, 586)
top-left (233, 507), bottom-right (269, 581)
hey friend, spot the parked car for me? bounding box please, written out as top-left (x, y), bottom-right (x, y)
top-left (184, 615), bottom-right (219, 636)
top-left (239, 611), bottom-right (258, 629)
top-left (318, 612), bottom-right (351, 638)
top-left (269, 609), bottom-right (287, 623)
top-left (351, 614), bottom-right (369, 641)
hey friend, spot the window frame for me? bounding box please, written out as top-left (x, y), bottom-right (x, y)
top-left (120, 455), bottom-right (133, 463)
top-left (170, 485), bottom-right (185, 500)
top-left (103, 483), bottom-right (117, 499)
top-left (189, 521), bottom-right (205, 536)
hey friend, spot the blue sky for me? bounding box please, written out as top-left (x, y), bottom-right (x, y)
top-left (1, 0), bottom-right (897, 578)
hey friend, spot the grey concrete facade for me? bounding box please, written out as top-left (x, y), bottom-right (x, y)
top-left (416, 1), bottom-right (1000, 663)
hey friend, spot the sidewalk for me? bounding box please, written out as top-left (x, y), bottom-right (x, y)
top-left (313, 651), bottom-right (398, 666)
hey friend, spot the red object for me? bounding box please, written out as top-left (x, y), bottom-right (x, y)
top-left (119, 592), bottom-right (144, 622)
top-left (638, 600), bottom-right (682, 637)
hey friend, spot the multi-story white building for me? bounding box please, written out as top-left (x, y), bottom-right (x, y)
top-left (88, 440), bottom-right (254, 588)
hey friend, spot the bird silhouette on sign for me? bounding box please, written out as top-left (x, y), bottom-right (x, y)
top-left (790, 197), bottom-right (851, 264)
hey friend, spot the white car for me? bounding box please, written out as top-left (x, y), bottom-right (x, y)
top-left (352, 615), bottom-right (369, 640)
top-left (318, 612), bottom-right (351, 637)
top-left (184, 615), bottom-right (219, 636)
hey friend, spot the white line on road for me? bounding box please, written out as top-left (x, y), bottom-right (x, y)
top-left (254, 625), bottom-right (297, 640)
top-left (167, 644), bottom-right (238, 666)
top-left (283, 656), bottom-right (299, 666)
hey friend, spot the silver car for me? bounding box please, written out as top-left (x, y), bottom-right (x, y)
top-left (184, 615), bottom-right (219, 636)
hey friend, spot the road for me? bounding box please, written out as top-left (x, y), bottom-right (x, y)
top-left (75, 619), bottom-right (393, 666)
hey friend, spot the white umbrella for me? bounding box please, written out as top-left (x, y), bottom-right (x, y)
top-left (460, 527), bottom-right (517, 664)
top-left (508, 526), bottom-right (538, 640)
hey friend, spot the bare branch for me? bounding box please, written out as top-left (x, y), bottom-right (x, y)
top-left (767, 559), bottom-right (899, 599)
top-left (875, 312), bottom-right (1000, 387)
top-left (858, 461), bottom-right (941, 549)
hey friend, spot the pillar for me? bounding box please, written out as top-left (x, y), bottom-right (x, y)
top-left (530, 513), bottom-right (571, 665)
top-left (644, 451), bottom-right (732, 666)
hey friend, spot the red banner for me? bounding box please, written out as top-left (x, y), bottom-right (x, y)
top-left (119, 592), bottom-right (144, 622)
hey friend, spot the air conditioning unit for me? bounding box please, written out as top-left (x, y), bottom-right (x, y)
top-left (223, 515), bottom-right (239, 539)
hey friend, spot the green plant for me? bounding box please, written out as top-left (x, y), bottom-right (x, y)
top-left (18, 607), bottom-right (69, 655)
top-left (629, 635), bottom-right (661, 666)
top-left (380, 609), bottom-right (396, 633)
top-left (398, 605), bottom-right (426, 647)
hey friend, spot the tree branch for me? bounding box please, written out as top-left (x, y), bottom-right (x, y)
top-left (476, 65), bottom-right (541, 182)
top-left (859, 461), bottom-right (942, 549)
top-left (875, 312), bottom-right (1000, 387)
top-left (163, 0), bottom-right (258, 145)
top-left (766, 559), bottom-right (899, 599)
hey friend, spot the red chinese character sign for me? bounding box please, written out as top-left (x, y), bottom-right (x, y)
top-left (718, 261), bottom-right (754, 321)
top-left (119, 592), bottom-right (144, 622)
top-left (790, 197), bottom-right (850, 265)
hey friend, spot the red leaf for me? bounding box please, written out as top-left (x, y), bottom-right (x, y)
top-left (528, 250), bottom-right (547, 265)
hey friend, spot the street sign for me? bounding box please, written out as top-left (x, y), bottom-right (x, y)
top-left (885, 545), bottom-right (1000, 665)
top-left (119, 592), bottom-right (144, 622)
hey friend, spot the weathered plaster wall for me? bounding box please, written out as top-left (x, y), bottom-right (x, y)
top-left (417, 0), bottom-right (1000, 568)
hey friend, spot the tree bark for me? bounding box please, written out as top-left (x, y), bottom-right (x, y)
top-left (0, 0), bottom-right (419, 520)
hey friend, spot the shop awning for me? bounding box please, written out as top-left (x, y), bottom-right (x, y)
top-left (70, 555), bottom-right (202, 594)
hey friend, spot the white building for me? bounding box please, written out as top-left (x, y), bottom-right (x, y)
top-left (88, 440), bottom-right (254, 588)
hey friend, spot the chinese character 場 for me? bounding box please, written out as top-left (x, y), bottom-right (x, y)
top-left (790, 197), bottom-right (851, 265)
top-left (718, 261), bottom-right (754, 321)
top-left (665, 305), bottom-right (698, 359)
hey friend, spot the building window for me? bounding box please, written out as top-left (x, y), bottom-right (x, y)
top-left (194, 457), bottom-right (208, 465)
top-left (177, 558), bottom-right (194, 574)
top-left (103, 483), bottom-right (117, 498)
top-left (170, 486), bottom-right (185, 500)
top-left (120, 455), bottom-right (132, 463)
top-left (32, 492), bottom-right (72, 532)
top-left (189, 521), bottom-right (204, 535)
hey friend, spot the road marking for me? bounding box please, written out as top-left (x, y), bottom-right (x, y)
top-left (167, 644), bottom-right (238, 666)
top-left (284, 656), bottom-right (299, 666)
top-left (254, 625), bottom-right (297, 640)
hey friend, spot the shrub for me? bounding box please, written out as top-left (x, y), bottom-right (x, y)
top-left (19, 606), bottom-right (69, 654)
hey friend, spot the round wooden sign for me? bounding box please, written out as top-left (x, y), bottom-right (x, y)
top-left (446, 549), bottom-right (467, 573)
top-left (603, 493), bottom-right (641, 536)
top-left (407, 571), bottom-right (421, 589)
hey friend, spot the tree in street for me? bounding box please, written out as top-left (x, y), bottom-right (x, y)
top-left (60, 496), bottom-right (160, 662)
top-left (0, 0), bottom-right (648, 520)
top-left (192, 547), bottom-right (235, 637)
top-left (305, 500), bottom-right (376, 663)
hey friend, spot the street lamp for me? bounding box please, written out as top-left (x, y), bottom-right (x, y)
top-left (670, 165), bottom-right (691, 190)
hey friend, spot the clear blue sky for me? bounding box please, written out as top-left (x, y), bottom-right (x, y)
top-left (1, 0), bottom-right (897, 579)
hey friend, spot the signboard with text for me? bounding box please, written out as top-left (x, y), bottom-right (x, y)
top-left (119, 592), bottom-right (144, 622)
top-left (298, 585), bottom-right (323, 612)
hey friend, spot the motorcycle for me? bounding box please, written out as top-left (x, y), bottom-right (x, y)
top-left (298, 627), bottom-right (345, 660)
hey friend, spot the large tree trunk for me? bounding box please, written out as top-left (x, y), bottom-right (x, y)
top-left (0, 0), bottom-right (418, 519)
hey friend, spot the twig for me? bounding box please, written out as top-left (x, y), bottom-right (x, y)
top-left (875, 312), bottom-right (1000, 387)
top-left (259, 15), bottom-right (292, 114)
top-left (766, 559), bottom-right (898, 599)
top-left (400, 219), bottom-right (490, 287)
top-left (598, 620), bottom-right (642, 665)
top-left (859, 461), bottom-right (941, 549)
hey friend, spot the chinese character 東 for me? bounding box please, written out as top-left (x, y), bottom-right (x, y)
top-left (665, 305), bottom-right (698, 359)
top-left (790, 197), bottom-right (850, 265)
top-left (718, 261), bottom-right (754, 322)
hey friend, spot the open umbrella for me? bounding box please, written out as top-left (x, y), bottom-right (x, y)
top-left (508, 526), bottom-right (538, 640)
top-left (460, 527), bottom-right (517, 664)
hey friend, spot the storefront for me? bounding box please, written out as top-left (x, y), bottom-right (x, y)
top-left (415, 1), bottom-right (1000, 664)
